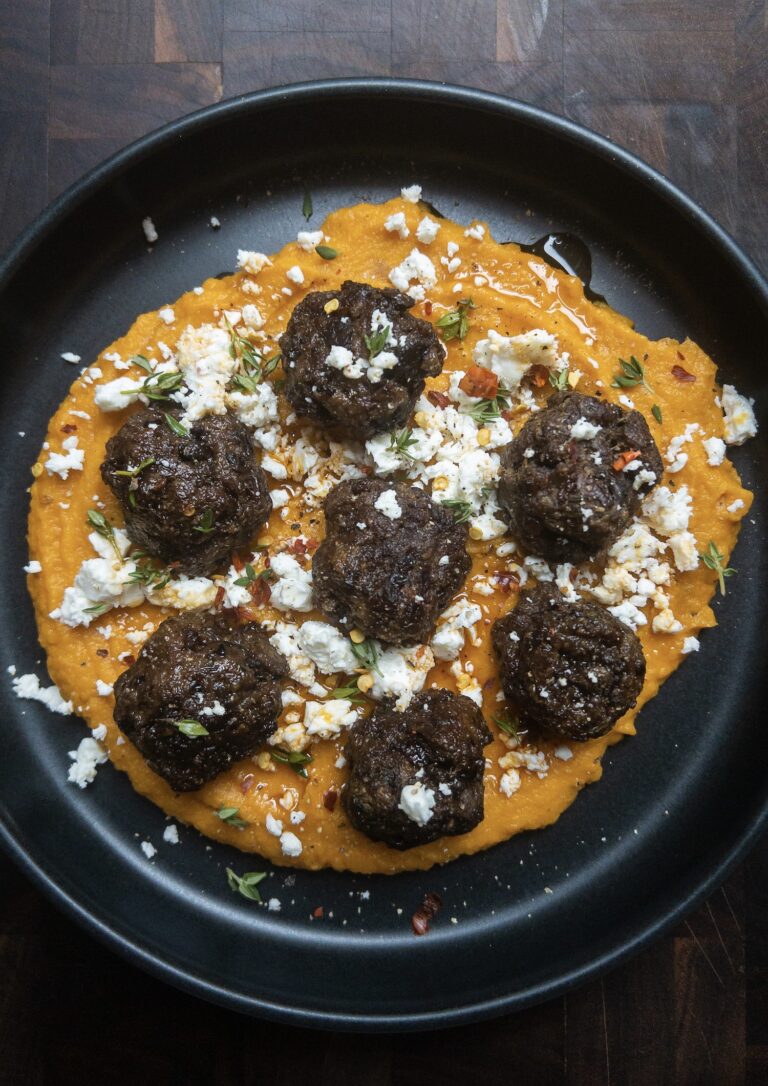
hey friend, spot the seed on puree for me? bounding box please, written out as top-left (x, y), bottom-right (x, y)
top-left (25, 191), bottom-right (756, 874)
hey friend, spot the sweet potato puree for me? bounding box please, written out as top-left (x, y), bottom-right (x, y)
top-left (26, 197), bottom-right (752, 873)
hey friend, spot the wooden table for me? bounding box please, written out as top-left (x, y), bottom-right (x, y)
top-left (1, 3), bottom-right (765, 1083)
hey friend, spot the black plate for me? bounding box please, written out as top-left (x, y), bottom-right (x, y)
top-left (0, 80), bottom-right (766, 1031)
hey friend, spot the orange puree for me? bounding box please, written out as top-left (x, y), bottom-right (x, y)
top-left (26, 197), bottom-right (752, 873)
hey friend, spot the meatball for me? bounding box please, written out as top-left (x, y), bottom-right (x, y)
top-left (313, 477), bottom-right (470, 644)
top-left (280, 280), bottom-right (445, 440)
top-left (343, 690), bottom-right (492, 849)
top-left (113, 610), bottom-right (287, 792)
top-left (492, 584), bottom-right (645, 741)
top-left (497, 390), bottom-right (663, 562)
top-left (101, 406), bottom-right (272, 576)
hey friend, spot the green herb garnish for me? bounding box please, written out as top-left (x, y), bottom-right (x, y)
top-left (435, 297), bottom-right (475, 342)
top-left (129, 354), bottom-right (153, 374)
top-left (493, 713), bottom-right (523, 741)
top-left (387, 427), bottom-right (419, 461)
top-left (315, 244), bottom-right (338, 260)
top-left (125, 369), bottom-right (184, 402)
top-left (84, 602), bottom-right (110, 617)
top-left (113, 456), bottom-right (155, 479)
top-left (328, 678), bottom-right (369, 705)
top-left (548, 367), bottom-right (570, 391)
top-left (193, 509), bottom-right (215, 534)
top-left (270, 747), bottom-right (314, 778)
top-left (86, 508), bottom-right (122, 561)
top-left (351, 638), bottom-right (381, 675)
top-left (651, 404), bottom-right (663, 424)
top-left (217, 807), bottom-right (248, 829)
top-left (364, 321), bottom-right (393, 361)
top-left (463, 390), bottom-right (511, 425)
top-left (226, 867), bottom-right (267, 902)
top-left (441, 499), bottom-right (473, 524)
top-left (127, 558), bottom-right (171, 591)
top-left (233, 563), bottom-right (274, 588)
top-left (700, 541), bottom-right (736, 595)
top-left (173, 719), bottom-right (209, 738)
top-left (164, 413), bottom-right (189, 437)
top-left (226, 319), bottom-right (280, 392)
top-left (611, 355), bottom-right (653, 393)
top-left (302, 189), bottom-right (313, 221)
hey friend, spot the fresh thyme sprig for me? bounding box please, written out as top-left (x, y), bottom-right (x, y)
top-left (217, 806), bottom-right (248, 829)
top-left (463, 390), bottom-right (511, 425)
top-left (441, 499), bottom-right (473, 524)
top-left (328, 678), bottom-right (369, 705)
top-left (233, 563), bottom-right (274, 588)
top-left (86, 509), bottom-right (122, 562)
top-left (302, 189), bottom-right (313, 221)
top-left (192, 509), bottom-right (215, 534)
top-left (351, 637), bottom-right (381, 675)
top-left (113, 457), bottom-right (155, 479)
top-left (549, 367), bottom-right (570, 391)
top-left (226, 868), bottom-right (267, 902)
top-left (700, 540), bottom-right (736, 595)
top-left (270, 747), bottom-right (314, 778)
top-left (173, 719), bottom-right (209, 738)
top-left (124, 370), bottom-right (184, 402)
top-left (127, 558), bottom-right (172, 591)
top-left (388, 427), bottom-right (419, 461)
top-left (364, 321), bottom-right (393, 361)
top-left (315, 244), bottom-right (338, 260)
top-left (164, 413), bottom-right (189, 437)
top-left (493, 713), bottom-right (524, 741)
top-left (435, 297), bottom-right (476, 341)
top-left (611, 355), bottom-right (653, 394)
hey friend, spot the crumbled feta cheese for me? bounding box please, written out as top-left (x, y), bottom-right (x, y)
top-left (499, 769), bottom-right (521, 797)
top-left (95, 679), bottom-right (113, 697)
top-left (398, 781), bottom-right (435, 825)
top-left (682, 636), bottom-right (700, 654)
top-left (94, 376), bottom-right (144, 411)
top-left (265, 813), bottom-right (283, 836)
top-left (303, 699), bottom-right (357, 739)
top-left (268, 553), bottom-right (313, 613)
top-left (400, 185), bottom-right (422, 203)
top-left (237, 250), bottom-right (272, 275)
top-left (569, 417), bottom-right (601, 440)
top-left (24, 560), bottom-right (42, 574)
top-left (286, 264), bottom-right (304, 285)
top-left (388, 248), bottom-right (437, 295)
top-left (431, 599), bottom-right (482, 661)
top-left (163, 824), bottom-right (180, 844)
top-left (295, 621), bottom-right (357, 674)
top-left (12, 673), bottom-right (73, 714)
top-left (270, 622), bottom-right (316, 687)
top-left (464, 222), bottom-right (485, 240)
top-left (44, 435), bottom-right (84, 479)
top-left (702, 436), bottom-right (726, 466)
top-left (727, 498), bottom-right (745, 514)
top-left (384, 211), bottom-right (409, 238)
top-left (158, 306), bottom-right (175, 325)
top-left (415, 216), bottom-right (440, 244)
top-left (652, 608), bottom-right (683, 634)
top-left (279, 831), bottom-right (302, 857)
top-left (374, 488), bottom-right (402, 520)
top-left (722, 384), bottom-right (758, 445)
top-left (142, 217), bottom-right (158, 243)
top-left (60, 351), bottom-right (81, 364)
top-left (642, 485), bottom-right (692, 536)
top-left (554, 745), bottom-right (573, 761)
top-left (140, 841), bottom-right (156, 859)
top-left (297, 230), bottom-right (324, 251)
top-left (472, 329), bottom-right (561, 390)
top-left (668, 531), bottom-right (699, 572)
top-left (67, 736), bottom-right (107, 787)
top-left (369, 644), bottom-right (435, 711)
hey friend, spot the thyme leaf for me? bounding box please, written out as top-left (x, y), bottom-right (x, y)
top-left (700, 540), bottom-right (736, 595)
top-left (364, 321), bottom-right (393, 361)
top-left (351, 637), bottom-right (381, 675)
top-left (387, 427), bottom-right (419, 461)
top-left (192, 509), bottom-right (215, 534)
top-left (651, 404), bottom-right (663, 424)
top-left (611, 355), bottom-right (653, 393)
top-left (435, 297), bottom-right (475, 342)
top-left (226, 867), bottom-right (267, 902)
top-left (113, 456), bottom-right (155, 479)
top-left (315, 245), bottom-right (338, 260)
top-left (548, 367), bottom-right (570, 391)
top-left (217, 806), bottom-right (248, 829)
top-left (302, 189), bottom-right (313, 221)
top-left (441, 499), bottom-right (473, 524)
top-left (86, 509), bottom-right (122, 561)
top-left (164, 413), bottom-right (189, 438)
top-left (270, 747), bottom-right (313, 778)
top-left (173, 719), bottom-right (209, 738)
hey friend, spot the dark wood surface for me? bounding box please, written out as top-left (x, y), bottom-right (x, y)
top-left (1, 3), bottom-right (766, 1083)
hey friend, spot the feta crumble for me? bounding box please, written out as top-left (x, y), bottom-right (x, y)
top-left (384, 211), bottom-right (409, 238)
top-left (398, 781), bottom-right (435, 825)
top-left (374, 489), bottom-right (402, 520)
top-left (142, 217), bottom-right (158, 243)
top-left (295, 621), bottom-right (357, 674)
top-left (67, 736), bottom-right (107, 788)
top-left (721, 384), bottom-right (758, 445)
top-left (415, 216), bottom-right (440, 244)
top-left (269, 553), bottom-right (314, 613)
top-left (12, 673), bottom-right (73, 715)
top-left (472, 329), bottom-right (561, 390)
top-left (44, 436), bottom-right (84, 479)
top-left (400, 185), bottom-right (422, 203)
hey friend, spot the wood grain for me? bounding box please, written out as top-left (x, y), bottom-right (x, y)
top-left (0, 2), bottom-right (766, 1081)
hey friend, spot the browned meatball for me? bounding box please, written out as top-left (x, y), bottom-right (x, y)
top-left (343, 690), bottom-right (492, 849)
top-left (312, 477), bottom-right (470, 644)
top-left (113, 611), bottom-right (287, 792)
top-left (492, 584), bottom-right (645, 741)
top-left (101, 406), bottom-right (272, 576)
top-left (280, 280), bottom-right (445, 440)
top-left (498, 390), bottom-right (663, 562)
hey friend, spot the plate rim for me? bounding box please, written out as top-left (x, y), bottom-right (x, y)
top-left (1, 77), bottom-right (766, 1030)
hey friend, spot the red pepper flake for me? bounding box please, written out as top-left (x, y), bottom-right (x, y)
top-left (291, 538), bottom-right (308, 557)
top-left (493, 571), bottom-right (520, 593)
top-left (423, 301), bottom-right (433, 316)
top-left (427, 390), bottom-right (451, 409)
top-left (527, 363), bottom-right (549, 388)
top-left (612, 449), bottom-right (641, 472)
top-left (61, 423), bottom-right (78, 434)
top-left (232, 551), bottom-right (245, 573)
top-left (677, 350), bottom-right (685, 360)
top-left (95, 648), bottom-right (109, 658)
top-left (322, 788), bottom-right (338, 812)
top-left (249, 578), bottom-right (271, 606)
top-left (122, 654), bottom-right (135, 666)
top-left (411, 891), bottom-right (443, 936)
top-left (312, 906), bottom-right (324, 919)
top-left (501, 408), bottom-right (515, 422)
top-left (240, 773), bottom-right (255, 794)
top-left (213, 585), bottom-right (225, 609)
top-left (459, 365), bottom-right (499, 400)
top-left (235, 605), bottom-right (257, 622)
top-left (304, 537), bottom-right (319, 552)
top-left (671, 364), bottom-right (696, 382)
